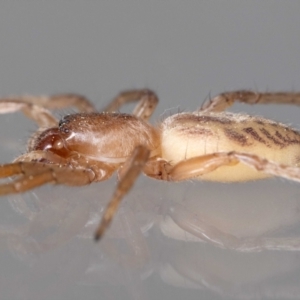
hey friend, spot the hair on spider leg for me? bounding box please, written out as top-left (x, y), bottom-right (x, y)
top-left (159, 105), bottom-right (182, 122)
top-left (56, 107), bottom-right (77, 121)
top-left (8, 128), bottom-right (37, 162)
top-left (201, 90), bottom-right (212, 109)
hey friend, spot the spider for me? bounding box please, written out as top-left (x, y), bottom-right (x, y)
top-left (0, 89), bottom-right (300, 241)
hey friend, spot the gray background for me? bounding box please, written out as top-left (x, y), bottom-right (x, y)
top-left (1, 1), bottom-right (300, 300)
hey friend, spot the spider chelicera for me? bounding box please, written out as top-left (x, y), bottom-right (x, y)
top-left (0, 89), bottom-right (300, 241)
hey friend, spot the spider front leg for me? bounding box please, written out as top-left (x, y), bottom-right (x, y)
top-left (102, 89), bottom-right (158, 120)
top-left (0, 163), bottom-right (96, 195)
top-left (201, 90), bottom-right (300, 112)
top-left (0, 151), bottom-right (72, 179)
top-left (0, 152), bottom-right (121, 193)
top-left (94, 145), bottom-right (150, 240)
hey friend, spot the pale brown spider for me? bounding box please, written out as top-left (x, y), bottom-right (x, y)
top-left (1, 89), bottom-right (300, 241)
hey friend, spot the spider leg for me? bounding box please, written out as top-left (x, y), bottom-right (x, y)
top-left (94, 145), bottom-right (150, 241)
top-left (168, 153), bottom-right (239, 181)
top-left (143, 153), bottom-right (239, 181)
top-left (0, 101), bottom-right (57, 127)
top-left (0, 161), bottom-right (58, 179)
top-left (0, 150), bottom-right (69, 178)
top-left (160, 152), bottom-right (300, 182)
top-left (13, 150), bottom-right (68, 164)
top-left (200, 90), bottom-right (300, 112)
top-left (102, 89), bottom-right (158, 120)
top-left (0, 170), bottom-right (57, 195)
top-left (232, 152), bottom-right (300, 182)
top-left (0, 162), bottom-right (27, 178)
top-left (0, 164), bottom-right (95, 195)
top-left (0, 93), bottom-right (95, 114)
top-left (167, 204), bottom-right (300, 251)
top-left (31, 94), bottom-right (96, 112)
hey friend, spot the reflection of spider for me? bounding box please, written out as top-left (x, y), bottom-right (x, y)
top-left (0, 89), bottom-right (300, 240)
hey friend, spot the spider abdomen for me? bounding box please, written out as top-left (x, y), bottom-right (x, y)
top-left (161, 112), bottom-right (300, 181)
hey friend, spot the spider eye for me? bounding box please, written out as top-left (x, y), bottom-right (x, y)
top-left (33, 128), bottom-right (69, 157)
